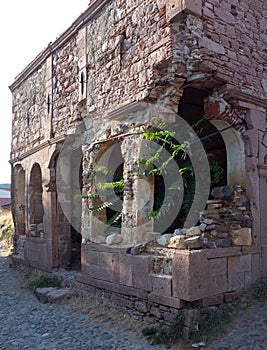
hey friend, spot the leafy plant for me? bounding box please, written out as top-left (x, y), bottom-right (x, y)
top-left (0, 224), bottom-right (14, 241)
top-left (189, 303), bottom-right (241, 343)
top-left (27, 276), bottom-right (62, 290)
top-left (251, 277), bottom-right (267, 303)
top-left (80, 116), bottom-right (223, 232)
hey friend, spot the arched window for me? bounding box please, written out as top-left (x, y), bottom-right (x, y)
top-left (29, 163), bottom-right (44, 226)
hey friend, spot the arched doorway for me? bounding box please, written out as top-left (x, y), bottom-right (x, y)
top-left (153, 87), bottom-right (229, 233)
top-left (49, 148), bottom-right (82, 270)
top-left (89, 141), bottom-right (124, 242)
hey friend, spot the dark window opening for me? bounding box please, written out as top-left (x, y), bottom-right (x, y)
top-left (80, 72), bottom-right (85, 96)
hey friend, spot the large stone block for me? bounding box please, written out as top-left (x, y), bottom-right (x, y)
top-left (231, 228), bottom-right (252, 246)
top-left (151, 274), bottom-right (172, 297)
top-left (130, 255), bottom-right (153, 274)
top-left (132, 273), bottom-right (152, 292)
top-left (172, 251), bottom-right (209, 301)
top-left (172, 249), bottom-right (239, 301)
top-left (208, 257), bottom-right (227, 276)
top-left (166, 0), bottom-right (202, 21)
top-left (194, 294), bottom-right (224, 307)
top-left (251, 253), bottom-right (262, 282)
top-left (148, 293), bottom-right (184, 309)
top-left (119, 254), bottom-right (132, 286)
top-left (228, 254), bottom-right (252, 273)
top-left (228, 272), bottom-right (245, 291)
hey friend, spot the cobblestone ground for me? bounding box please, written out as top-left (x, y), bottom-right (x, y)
top-left (2, 242), bottom-right (267, 350)
top-left (0, 245), bottom-right (169, 350)
top-left (205, 302), bottom-right (267, 350)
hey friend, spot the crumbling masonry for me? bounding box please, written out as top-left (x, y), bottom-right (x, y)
top-left (10, 0), bottom-right (267, 320)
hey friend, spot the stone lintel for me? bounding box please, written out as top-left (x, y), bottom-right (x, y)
top-left (221, 85), bottom-right (267, 110)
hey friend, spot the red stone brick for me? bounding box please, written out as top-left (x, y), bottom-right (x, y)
top-left (203, 247), bottom-right (241, 259)
top-left (228, 255), bottom-right (252, 273)
top-left (151, 274), bottom-right (172, 297)
top-left (119, 284), bottom-right (148, 299)
top-left (148, 293), bottom-right (184, 309)
top-left (130, 255), bottom-right (153, 274)
top-left (210, 275), bottom-right (228, 295)
top-left (98, 252), bottom-right (115, 267)
top-left (208, 257), bottom-right (227, 276)
top-left (186, 0), bottom-right (202, 15)
top-left (133, 273), bottom-right (152, 292)
top-left (87, 250), bottom-right (99, 265)
top-left (172, 252), bottom-right (210, 301)
top-left (251, 253), bottom-right (262, 283)
top-left (194, 294), bottom-right (224, 307)
top-left (228, 272), bottom-right (245, 291)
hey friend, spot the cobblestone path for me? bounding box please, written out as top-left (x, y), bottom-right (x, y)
top-left (2, 242), bottom-right (267, 350)
top-left (0, 246), bottom-right (168, 350)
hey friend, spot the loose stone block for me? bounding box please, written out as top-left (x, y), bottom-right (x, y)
top-left (46, 288), bottom-right (71, 303)
top-left (231, 228), bottom-right (252, 246)
top-left (156, 234), bottom-right (173, 247)
top-left (106, 233), bottom-right (123, 245)
top-left (184, 236), bottom-right (203, 249)
top-left (35, 287), bottom-right (56, 303)
top-left (168, 235), bottom-right (186, 249)
top-left (187, 227), bottom-right (201, 237)
top-left (211, 186), bottom-right (234, 199)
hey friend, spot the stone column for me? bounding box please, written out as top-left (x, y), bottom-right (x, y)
top-left (81, 144), bottom-right (107, 243)
top-left (121, 135), bottom-right (154, 245)
top-left (241, 105), bottom-right (265, 281)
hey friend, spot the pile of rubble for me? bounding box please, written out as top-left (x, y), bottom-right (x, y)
top-left (154, 185), bottom-right (252, 250)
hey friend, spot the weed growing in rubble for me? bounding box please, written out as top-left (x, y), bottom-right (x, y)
top-left (27, 275), bottom-right (62, 290)
top-left (251, 278), bottom-right (267, 303)
top-left (142, 277), bottom-right (267, 346)
top-left (142, 310), bottom-right (185, 345)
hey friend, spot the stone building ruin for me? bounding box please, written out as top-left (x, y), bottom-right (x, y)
top-left (10, 0), bottom-right (267, 318)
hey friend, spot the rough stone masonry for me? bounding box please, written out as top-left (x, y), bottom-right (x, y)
top-left (9, 0), bottom-right (267, 320)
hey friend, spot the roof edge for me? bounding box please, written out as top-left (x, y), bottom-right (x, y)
top-left (9, 0), bottom-right (110, 92)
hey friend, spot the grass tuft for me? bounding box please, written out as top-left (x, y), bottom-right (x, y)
top-left (27, 276), bottom-right (62, 290)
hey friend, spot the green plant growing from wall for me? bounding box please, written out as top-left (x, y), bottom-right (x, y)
top-left (77, 116), bottom-right (223, 234)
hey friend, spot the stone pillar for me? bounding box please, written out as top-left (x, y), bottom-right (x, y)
top-left (250, 108), bottom-right (267, 277)
top-left (81, 144), bottom-right (107, 243)
top-left (121, 135), bottom-right (154, 245)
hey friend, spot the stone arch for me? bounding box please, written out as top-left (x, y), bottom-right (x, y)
top-left (210, 119), bottom-right (246, 186)
top-left (29, 163), bottom-right (44, 229)
top-left (49, 147), bottom-right (83, 269)
top-left (13, 164), bottom-right (26, 235)
top-left (85, 140), bottom-right (124, 243)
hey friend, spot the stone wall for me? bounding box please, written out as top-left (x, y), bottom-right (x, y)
top-left (12, 62), bottom-right (47, 157)
top-left (52, 38), bottom-right (80, 137)
top-left (200, 0), bottom-right (267, 94)
top-left (11, 0), bottom-right (267, 158)
top-left (9, 0), bottom-right (267, 315)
